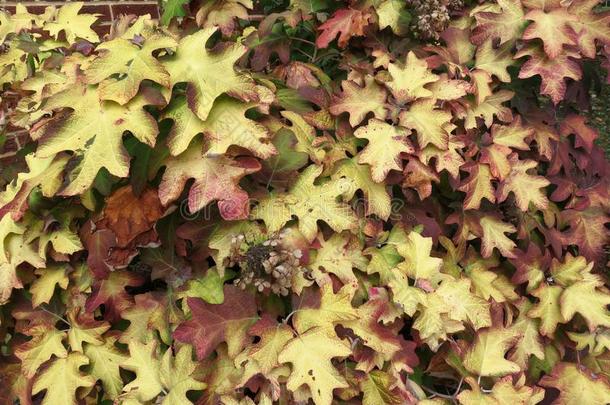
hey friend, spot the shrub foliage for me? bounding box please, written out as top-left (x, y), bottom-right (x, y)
top-left (0, 1), bottom-right (609, 404)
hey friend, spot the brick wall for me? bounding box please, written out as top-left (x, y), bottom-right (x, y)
top-left (0, 1), bottom-right (161, 36)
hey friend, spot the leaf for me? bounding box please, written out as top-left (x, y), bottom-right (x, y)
top-left (251, 165), bottom-right (357, 242)
top-left (435, 278), bottom-right (491, 330)
top-left (159, 345), bottom-right (207, 404)
top-left (333, 158), bottom-right (393, 219)
top-left (121, 340), bottom-right (163, 401)
top-left (316, 8), bottom-right (370, 48)
top-left (86, 33), bottom-right (177, 104)
top-left (330, 76), bottom-right (388, 127)
top-left (496, 158), bottom-right (550, 211)
top-left (119, 292), bottom-right (171, 345)
top-left (458, 163), bottom-right (496, 210)
top-left (353, 119), bottom-right (413, 182)
top-left (539, 363), bottom-right (610, 405)
top-left (396, 231), bottom-right (442, 283)
top-left (399, 98), bottom-right (453, 149)
top-left (478, 215), bottom-right (517, 259)
top-left (458, 376), bottom-right (544, 405)
top-left (462, 327), bottom-right (521, 377)
top-left (33, 83), bottom-right (159, 195)
top-left (560, 272), bottom-right (610, 331)
top-left (471, 0), bottom-right (526, 45)
top-left (376, 0), bottom-right (411, 36)
top-left (280, 111), bottom-right (326, 163)
top-left (44, 2), bottom-right (99, 45)
top-left (509, 299), bottom-right (544, 368)
top-left (517, 45), bottom-right (582, 104)
top-left (474, 40), bottom-right (514, 83)
top-left (293, 283), bottom-right (358, 334)
top-left (490, 116), bottom-right (534, 150)
top-left (163, 27), bottom-right (258, 121)
top-left (309, 232), bottom-right (368, 287)
top-left (165, 95), bottom-right (276, 158)
top-left (84, 336), bottom-right (128, 398)
top-left (234, 315), bottom-right (294, 386)
top-left (31, 353), bottom-right (95, 405)
top-left (30, 265), bottom-right (69, 308)
top-left (278, 327), bottom-right (352, 405)
top-left (528, 283), bottom-right (564, 336)
top-left (85, 270), bottom-right (145, 322)
top-left (523, 9), bottom-right (577, 58)
top-left (386, 51), bottom-right (438, 104)
top-left (361, 370), bottom-right (404, 405)
top-left (0, 154), bottom-right (68, 221)
top-left (173, 285), bottom-right (257, 359)
top-left (99, 185), bottom-right (164, 247)
top-left (568, 0), bottom-right (610, 58)
top-left (464, 89), bottom-right (514, 129)
top-left (159, 138), bottom-right (261, 220)
top-left (15, 327), bottom-right (68, 378)
top-left (161, 0), bottom-right (190, 25)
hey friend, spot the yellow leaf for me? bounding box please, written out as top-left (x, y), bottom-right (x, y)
top-left (386, 51), bottom-right (438, 103)
top-left (44, 3), bottom-right (99, 45)
top-left (309, 232), bottom-right (368, 287)
top-left (278, 327), bottom-right (352, 405)
top-left (528, 283), bottom-right (564, 336)
top-left (540, 363), bottom-right (610, 405)
top-left (85, 336), bottom-right (127, 398)
top-left (354, 119), bottom-right (413, 182)
top-left (30, 265), bottom-right (69, 308)
top-left (293, 283), bottom-right (358, 334)
top-left (159, 345), bottom-right (207, 405)
top-left (32, 353), bottom-right (95, 405)
top-left (121, 341), bottom-right (163, 401)
top-left (399, 98), bottom-right (453, 149)
top-left (560, 272), bottom-right (610, 331)
top-left (162, 27), bottom-right (257, 121)
top-left (15, 327), bottom-right (67, 378)
top-left (462, 327), bottom-right (521, 377)
top-left (252, 165), bottom-right (357, 242)
top-left (396, 231), bottom-right (443, 284)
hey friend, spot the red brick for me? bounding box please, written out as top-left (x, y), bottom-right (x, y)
top-left (111, 3), bottom-right (160, 19)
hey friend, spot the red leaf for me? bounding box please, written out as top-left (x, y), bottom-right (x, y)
top-left (174, 285), bottom-right (257, 360)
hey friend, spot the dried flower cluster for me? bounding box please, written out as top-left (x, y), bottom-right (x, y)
top-left (231, 232), bottom-right (305, 295)
top-left (408, 0), bottom-right (465, 40)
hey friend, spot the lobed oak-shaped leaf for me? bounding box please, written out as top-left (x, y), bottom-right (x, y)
top-left (251, 165), bottom-right (357, 242)
top-left (162, 27), bottom-right (258, 121)
top-left (44, 2), bottom-right (99, 45)
top-left (164, 96), bottom-right (276, 158)
top-left (462, 327), bottom-right (521, 377)
top-left (459, 163), bottom-right (496, 210)
top-left (471, 0), bottom-right (526, 45)
top-left (386, 51), bottom-right (438, 104)
top-left (497, 158), bottom-right (550, 211)
top-left (32, 353), bottom-right (95, 405)
top-left (32, 83), bottom-right (160, 195)
top-left (278, 327), bottom-right (352, 405)
top-left (316, 8), bottom-right (370, 48)
top-left (517, 45), bottom-right (582, 105)
top-left (523, 8), bottom-right (577, 59)
top-left (539, 363), bottom-right (610, 405)
top-left (330, 76), bottom-right (388, 127)
top-left (399, 99), bottom-right (453, 149)
top-left (354, 119), bottom-right (413, 182)
top-left (159, 139), bottom-right (261, 220)
top-left (173, 285), bottom-right (257, 360)
top-left (86, 33), bottom-right (177, 105)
